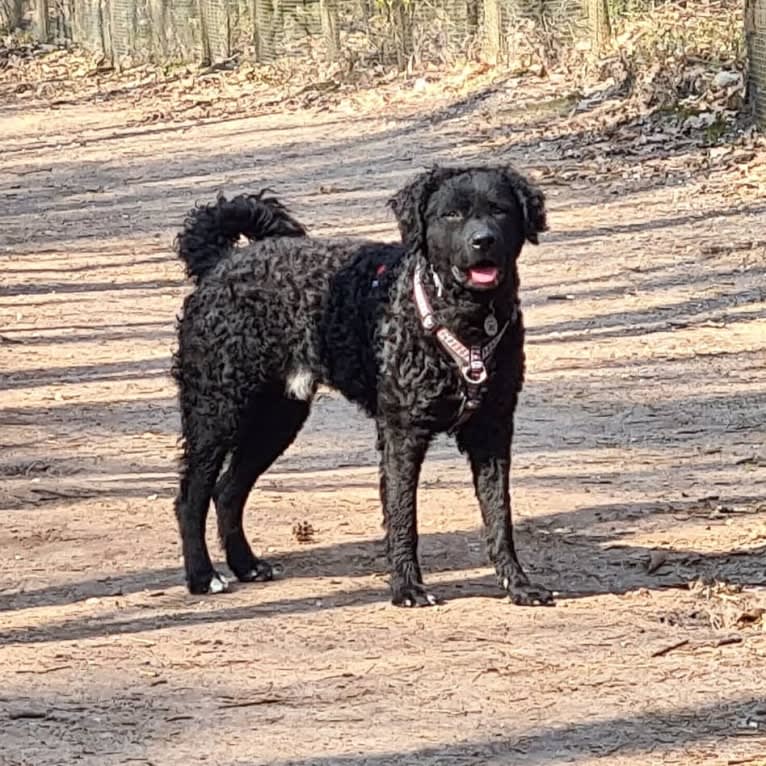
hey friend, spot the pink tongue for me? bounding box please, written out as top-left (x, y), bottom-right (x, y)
top-left (468, 266), bottom-right (498, 285)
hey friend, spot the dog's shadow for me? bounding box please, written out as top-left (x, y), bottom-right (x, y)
top-left (1, 506), bottom-right (763, 646)
top-left (273, 523), bottom-right (765, 605)
top-left (3, 496), bottom-right (764, 621)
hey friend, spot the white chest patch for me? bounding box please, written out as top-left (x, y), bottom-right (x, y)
top-left (286, 367), bottom-right (316, 400)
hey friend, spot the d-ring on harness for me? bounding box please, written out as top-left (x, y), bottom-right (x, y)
top-left (413, 264), bottom-right (516, 434)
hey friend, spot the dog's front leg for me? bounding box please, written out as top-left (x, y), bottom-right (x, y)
top-left (378, 421), bottom-right (437, 607)
top-left (458, 418), bottom-right (553, 606)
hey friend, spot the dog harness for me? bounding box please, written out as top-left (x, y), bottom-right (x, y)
top-left (413, 264), bottom-right (514, 433)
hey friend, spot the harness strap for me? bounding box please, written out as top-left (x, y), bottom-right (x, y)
top-left (413, 264), bottom-right (516, 433)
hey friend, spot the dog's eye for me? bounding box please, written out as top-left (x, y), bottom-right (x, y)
top-left (442, 211), bottom-right (464, 221)
top-left (489, 204), bottom-right (509, 216)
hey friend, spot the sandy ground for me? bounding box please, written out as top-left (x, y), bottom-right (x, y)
top-left (1, 67), bottom-right (766, 765)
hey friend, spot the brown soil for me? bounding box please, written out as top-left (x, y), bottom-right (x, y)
top-left (1, 64), bottom-right (765, 766)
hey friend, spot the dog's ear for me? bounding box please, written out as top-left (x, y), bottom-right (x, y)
top-left (502, 168), bottom-right (548, 245)
top-left (388, 166), bottom-right (458, 253)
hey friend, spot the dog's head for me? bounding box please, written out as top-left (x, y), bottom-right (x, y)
top-left (388, 165), bottom-right (547, 292)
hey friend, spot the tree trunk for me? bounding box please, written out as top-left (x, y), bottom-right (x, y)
top-left (389, 0), bottom-right (412, 71)
top-left (588, 0), bottom-right (611, 53)
top-left (197, 0), bottom-right (211, 64)
top-left (2, 0), bottom-right (23, 31)
top-left (483, 0), bottom-right (501, 64)
top-left (319, 0), bottom-right (339, 62)
top-left (36, 0), bottom-right (49, 41)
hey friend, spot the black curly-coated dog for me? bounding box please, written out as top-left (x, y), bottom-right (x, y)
top-left (172, 165), bottom-right (553, 607)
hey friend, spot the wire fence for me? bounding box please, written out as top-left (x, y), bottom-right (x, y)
top-left (2, 0), bottom-right (763, 128)
top-left (747, 0), bottom-right (766, 126)
top-left (23, 0), bottom-right (593, 69)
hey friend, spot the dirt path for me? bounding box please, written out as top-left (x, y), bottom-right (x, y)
top-left (1, 72), bottom-right (765, 766)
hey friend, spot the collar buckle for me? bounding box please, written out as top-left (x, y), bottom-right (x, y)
top-left (462, 349), bottom-right (488, 385)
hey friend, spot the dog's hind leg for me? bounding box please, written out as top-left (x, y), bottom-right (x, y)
top-left (176, 438), bottom-right (230, 595)
top-left (214, 395), bottom-right (310, 583)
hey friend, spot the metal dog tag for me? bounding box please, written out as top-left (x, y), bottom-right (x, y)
top-left (484, 313), bottom-right (498, 337)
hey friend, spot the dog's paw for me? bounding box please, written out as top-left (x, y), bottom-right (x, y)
top-left (188, 571), bottom-right (230, 595)
top-left (237, 559), bottom-right (276, 583)
top-left (502, 576), bottom-right (554, 607)
top-left (391, 581), bottom-right (440, 608)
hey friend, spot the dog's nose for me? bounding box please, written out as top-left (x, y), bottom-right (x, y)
top-left (471, 232), bottom-right (496, 252)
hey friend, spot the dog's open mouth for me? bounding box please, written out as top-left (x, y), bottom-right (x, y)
top-left (467, 264), bottom-right (500, 288)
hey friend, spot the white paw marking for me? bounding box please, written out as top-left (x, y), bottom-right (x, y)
top-left (285, 367), bottom-right (315, 400)
top-left (208, 573), bottom-right (229, 594)
top-left (426, 593), bottom-right (438, 606)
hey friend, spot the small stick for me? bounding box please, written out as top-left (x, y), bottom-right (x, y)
top-left (9, 710), bottom-right (49, 720)
top-left (15, 666), bottom-right (70, 674)
top-left (218, 697), bottom-right (284, 709)
top-left (651, 639), bottom-right (690, 657)
top-left (713, 635), bottom-right (743, 648)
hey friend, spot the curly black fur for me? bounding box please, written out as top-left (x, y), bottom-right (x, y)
top-left (389, 165), bottom-right (547, 254)
top-left (176, 190), bottom-right (306, 282)
top-left (172, 165), bottom-right (553, 607)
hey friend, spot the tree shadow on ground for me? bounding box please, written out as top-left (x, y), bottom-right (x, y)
top-left (2, 685), bottom-right (763, 764)
top-left (267, 694), bottom-right (766, 765)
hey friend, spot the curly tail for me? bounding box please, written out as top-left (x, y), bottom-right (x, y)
top-left (176, 190), bottom-right (307, 282)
